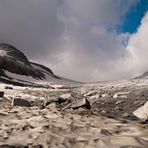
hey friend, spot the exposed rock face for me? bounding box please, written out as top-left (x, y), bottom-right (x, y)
top-left (0, 43), bottom-right (30, 65)
top-left (0, 43), bottom-right (52, 80)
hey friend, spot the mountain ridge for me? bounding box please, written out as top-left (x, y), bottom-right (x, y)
top-left (0, 43), bottom-right (81, 87)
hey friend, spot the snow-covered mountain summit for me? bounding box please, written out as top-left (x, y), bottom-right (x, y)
top-left (0, 43), bottom-right (80, 87)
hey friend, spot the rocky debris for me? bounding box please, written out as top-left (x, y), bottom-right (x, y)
top-left (45, 93), bottom-right (91, 111)
top-left (0, 91), bottom-right (4, 98)
top-left (12, 98), bottom-right (31, 107)
top-left (0, 79), bottom-right (148, 147)
top-left (133, 101), bottom-right (148, 121)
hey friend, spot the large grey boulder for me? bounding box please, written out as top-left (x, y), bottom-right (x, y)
top-left (133, 101), bottom-right (148, 121)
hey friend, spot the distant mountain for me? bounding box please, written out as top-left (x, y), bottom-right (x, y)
top-left (0, 43), bottom-right (81, 87)
top-left (134, 71), bottom-right (148, 79)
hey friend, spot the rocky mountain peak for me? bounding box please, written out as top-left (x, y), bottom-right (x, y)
top-left (0, 43), bottom-right (30, 65)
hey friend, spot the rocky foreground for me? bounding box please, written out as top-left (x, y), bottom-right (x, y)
top-left (0, 78), bottom-right (148, 148)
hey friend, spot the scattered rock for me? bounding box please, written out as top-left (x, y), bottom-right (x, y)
top-left (60, 93), bottom-right (71, 99)
top-left (101, 93), bottom-right (108, 98)
top-left (101, 129), bottom-right (112, 136)
top-left (83, 90), bottom-right (98, 96)
top-left (5, 86), bottom-right (13, 90)
top-left (71, 98), bottom-right (91, 110)
top-left (0, 91), bottom-right (4, 98)
top-left (113, 93), bottom-right (118, 99)
top-left (88, 94), bottom-right (100, 105)
top-left (116, 100), bottom-right (123, 104)
top-left (113, 93), bottom-right (127, 99)
top-left (12, 98), bottom-right (32, 107)
top-left (133, 101), bottom-right (148, 121)
top-left (55, 97), bottom-right (69, 109)
top-left (122, 112), bottom-right (129, 118)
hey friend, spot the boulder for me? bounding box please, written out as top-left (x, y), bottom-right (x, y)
top-left (133, 101), bottom-right (148, 121)
top-left (71, 98), bottom-right (91, 110)
top-left (12, 98), bottom-right (31, 107)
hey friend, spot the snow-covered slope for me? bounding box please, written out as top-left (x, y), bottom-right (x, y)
top-left (0, 43), bottom-right (81, 87)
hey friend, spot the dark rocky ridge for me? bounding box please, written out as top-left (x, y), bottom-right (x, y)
top-left (0, 43), bottom-right (53, 80)
top-left (0, 43), bottom-right (80, 86)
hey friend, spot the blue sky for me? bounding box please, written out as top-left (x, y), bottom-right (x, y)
top-left (120, 0), bottom-right (148, 33)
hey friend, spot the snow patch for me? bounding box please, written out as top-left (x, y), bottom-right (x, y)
top-left (0, 50), bottom-right (7, 57)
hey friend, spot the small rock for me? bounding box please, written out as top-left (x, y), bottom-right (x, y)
top-left (100, 110), bottom-right (106, 114)
top-left (12, 98), bottom-right (31, 107)
top-left (5, 86), bottom-right (13, 89)
top-left (116, 100), bottom-right (123, 104)
top-left (89, 94), bottom-right (100, 100)
top-left (0, 91), bottom-right (4, 98)
top-left (101, 93), bottom-right (108, 98)
top-left (88, 94), bottom-right (100, 105)
top-left (113, 93), bottom-right (118, 99)
top-left (83, 90), bottom-right (98, 96)
top-left (71, 98), bottom-right (91, 110)
top-left (133, 101), bottom-right (148, 121)
top-left (122, 112), bottom-right (129, 118)
top-left (60, 93), bottom-right (71, 99)
top-left (101, 129), bottom-right (112, 136)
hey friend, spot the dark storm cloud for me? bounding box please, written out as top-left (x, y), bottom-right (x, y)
top-left (0, 0), bottom-right (64, 59)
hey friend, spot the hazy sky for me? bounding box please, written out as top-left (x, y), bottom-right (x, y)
top-left (0, 0), bottom-right (148, 82)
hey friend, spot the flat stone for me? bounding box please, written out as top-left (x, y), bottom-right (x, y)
top-left (71, 98), bottom-right (91, 110)
top-left (83, 90), bottom-right (98, 96)
top-left (122, 112), bottom-right (129, 118)
top-left (12, 98), bottom-right (31, 107)
top-left (133, 101), bottom-right (148, 121)
top-left (60, 93), bottom-right (71, 99)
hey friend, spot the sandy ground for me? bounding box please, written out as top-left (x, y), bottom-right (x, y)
top-left (0, 78), bottom-right (148, 148)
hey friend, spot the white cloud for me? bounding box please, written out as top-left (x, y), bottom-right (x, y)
top-left (0, 0), bottom-right (146, 82)
top-left (123, 12), bottom-right (148, 77)
top-left (48, 0), bottom-right (137, 82)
